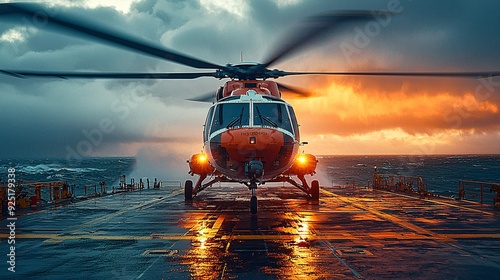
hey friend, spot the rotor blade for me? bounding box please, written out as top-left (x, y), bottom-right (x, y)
top-left (278, 71), bottom-right (500, 79)
top-left (0, 3), bottom-right (222, 70)
top-left (262, 10), bottom-right (389, 68)
top-left (187, 92), bottom-right (216, 103)
top-left (277, 83), bottom-right (312, 97)
top-left (0, 70), bottom-right (217, 79)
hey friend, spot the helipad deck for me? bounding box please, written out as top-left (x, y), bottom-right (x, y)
top-left (1, 185), bottom-right (499, 279)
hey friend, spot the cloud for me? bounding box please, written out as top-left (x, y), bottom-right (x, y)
top-left (0, 0), bottom-right (499, 159)
top-left (291, 75), bottom-right (500, 135)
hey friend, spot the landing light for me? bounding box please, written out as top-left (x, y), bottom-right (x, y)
top-left (297, 154), bottom-right (307, 164)
top-left (198, 154), bottom-right (207, 163)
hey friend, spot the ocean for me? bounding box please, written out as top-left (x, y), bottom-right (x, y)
top-left (1, 155), bottom-right (499, 202)
top-left (0, 158), bottom-right (135, 198)
top-left (319, 155), bottom-right (500, 198)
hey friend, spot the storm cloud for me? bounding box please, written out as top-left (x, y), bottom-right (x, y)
top-left (1, 0), bottom-right (499, 158)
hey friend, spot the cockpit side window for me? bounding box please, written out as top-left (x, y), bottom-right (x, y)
top-left (288, 106), bottom-right (299, 139)
top-left (210, 103), bottom-right (249, 133)
top-left (204, 106), bottom-right (215, 141)
top-left (253, 103), bottom-right (293, 133)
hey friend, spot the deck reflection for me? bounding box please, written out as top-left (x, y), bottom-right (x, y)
top-left (2, 184), bottom-right (498, 279)
top-left (179, 188), bottom-right (357, 279)
top-left (174, 185), bottom-right (500, 279)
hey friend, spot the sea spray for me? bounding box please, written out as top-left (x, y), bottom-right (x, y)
top-left (127, 145), bottom-right (193, 183)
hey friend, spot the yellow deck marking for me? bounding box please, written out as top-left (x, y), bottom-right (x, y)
top-left (2, 231), bottom-right (498, 242)
top-left (2, 188), bottom-right (498, 244)
top-left (378, 189), bottom-right (499, 216)
top-left (182, 213), bottom-right (226, 239)
top-left (212, 214), bottom-right (225, 231)
top-left (68, 189), bottom-right (183, 232)
top-left (444, 233), bottom-right (500, 239)
top-left (321, 189), bottom-right (454, 242)
top-left (207, 214), bottom-right (225, 237)
top-left (5, 190), bottom-right (185, 243)
top-left (0, 233), bottom-right (193, 241)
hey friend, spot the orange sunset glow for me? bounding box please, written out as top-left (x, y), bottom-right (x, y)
top-left (288, 76), bottom-right (500, 155)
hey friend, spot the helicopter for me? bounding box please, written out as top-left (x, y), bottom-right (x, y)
top-left (1, 3), bottom-right (499, 214)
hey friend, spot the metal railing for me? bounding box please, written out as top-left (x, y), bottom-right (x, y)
top-left (1, 176), bottom-right (185, 214)
top-left (372, 173), bottom-right (429, 195)
top-left (118, 176), bottom-right (179, 190)
top-left (457, 180), bottom-right (500, 206)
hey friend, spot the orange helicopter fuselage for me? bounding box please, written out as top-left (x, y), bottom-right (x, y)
top-left (202, 80), bottom-right (301, 182)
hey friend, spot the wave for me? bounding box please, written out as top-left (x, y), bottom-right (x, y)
top-left (17, 164), bottom-right (105, 174)
top-left (46, 174), bottom-right (64, 180)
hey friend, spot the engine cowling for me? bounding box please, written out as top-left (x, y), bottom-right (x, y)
top-left (287, 154), bottom-right (317, 175)
top-left (188, 154), bottom-right (215, 175)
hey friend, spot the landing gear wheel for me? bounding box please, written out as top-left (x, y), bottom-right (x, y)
top-left (311, 180), bottom-right (320, 201)
top-left (250, 196), bottom-right (258, 214)
top-left (185, 180), bottom-right (193, 201)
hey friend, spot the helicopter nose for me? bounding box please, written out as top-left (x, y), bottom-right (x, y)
top-left (245, 160), bottom-right (264, 179)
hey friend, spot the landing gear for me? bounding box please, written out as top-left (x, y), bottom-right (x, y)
top-left (249, 180), bottom-right (258, 214)
top-left (185, 170), bottom-right (317, 213)
top-left (245, 161), bottom-right (263, 214)
top-left (185, 180), bottom-right (193, 201)
top-left (250, 195), bottom-right (257, 214)
top-left (269, 175), bottom-right (320, 200)
top-left (310, 180), bottom-right (320, 200)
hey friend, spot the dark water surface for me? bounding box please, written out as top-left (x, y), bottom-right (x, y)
top-left (318, 154), bottom-right (500, 197)
top-left (1, 155), bottom-right (499, 198)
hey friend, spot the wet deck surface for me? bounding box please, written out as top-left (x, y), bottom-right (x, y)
top-left (1, 185), bottom-right (500, 279)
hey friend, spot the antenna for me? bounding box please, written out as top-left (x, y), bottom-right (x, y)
top-left (240, 51), bottom-right (243, 62)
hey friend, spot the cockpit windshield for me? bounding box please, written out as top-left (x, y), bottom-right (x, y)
top-left (210, 103), bottom-right (249, 133)
top-left (207, 101), bottom-right (299, 138)
top-left (253, 103), bottom-right (293, 133)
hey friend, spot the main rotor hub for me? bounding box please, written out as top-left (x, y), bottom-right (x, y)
top-left (215, 63), bottom-right (286, 80)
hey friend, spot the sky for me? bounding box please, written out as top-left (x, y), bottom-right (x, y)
top-left (1, 0), bottom-right (500, 165)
